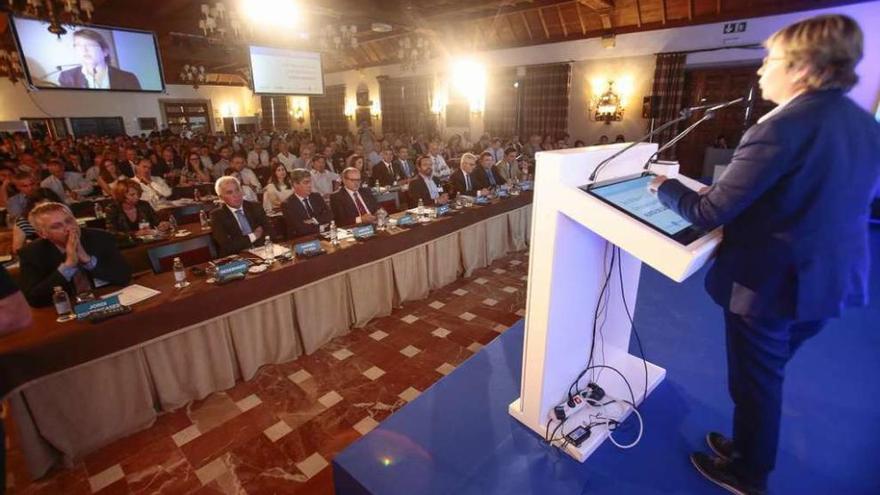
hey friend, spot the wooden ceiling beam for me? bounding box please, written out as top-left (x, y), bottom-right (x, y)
top-left (688, 0), bottom-right (694, 21)
top-left (717, 0), bottom-right (722, 16)
top-left (537, 8), bottom-right (551, 39)
top-left (661, 0), bottom-right (667, 24)
top-left (634, 0), bottom-right (642, 27)
top-left (520, 12), bottom-right (534, 41)
top-left (556, 6), bottom-right (568, 37)
top-left (574, 3), bottom-right (587, 35)
top-left (506, 13), bottom-right (520, 41)
top-left (577, 0), bottom-right (613, 31)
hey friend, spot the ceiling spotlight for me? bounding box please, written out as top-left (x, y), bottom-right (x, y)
top-left (371, 22), bottom-right (393, 33)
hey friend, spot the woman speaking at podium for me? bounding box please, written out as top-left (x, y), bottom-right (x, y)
top-left (649, 14), bottom-right (880, 495)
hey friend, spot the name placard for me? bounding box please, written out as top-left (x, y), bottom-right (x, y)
top-left (396, 214), bottom-right (416, 226)
top-left (520, 181), bottom-right (534, 191)
top-left (294, 240), bottom-right (322, 256)
top-left (75, 295), bottom-right (120, 319)
top-left (435, 204), bottom-right (450, 216)
top-left (496, 188), bottom-right (509, 198)
top-left (474, 196), bottom-right (491, 205)
top-left (351, 224), bottom-right (376, 239)
top-left (217, 260), bottom-right (250, 281)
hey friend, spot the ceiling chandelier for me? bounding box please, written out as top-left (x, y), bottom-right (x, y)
top-left (179, 64), bottom-right (207, 88)
top-left (319, 24), bottom-right (359, 52)
top-left (398, 35), bottom-right (431, 71)
top-left (5, 0), bottom-right (96, 37)
top-left (0, 49), bottom-right (25, 84)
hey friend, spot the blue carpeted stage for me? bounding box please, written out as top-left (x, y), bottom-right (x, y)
top-left (333, 229), bottom-right (880, 494)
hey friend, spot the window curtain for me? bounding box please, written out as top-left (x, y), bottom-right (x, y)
top-left (650, 52), bottom-right (687, 159)
top-left (260, 96), bottom-right (290, 130)
top-left (309, 85), bottom-right (347, 135)
top-left (484, 68), bottom-right (517, 138)
top-left (520, 63), bottom-right (571, 138)
top-left (379, 76), bottom-right (432, 135)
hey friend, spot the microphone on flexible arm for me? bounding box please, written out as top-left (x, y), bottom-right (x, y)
top-left (641, 95), bottom-right (751, 171)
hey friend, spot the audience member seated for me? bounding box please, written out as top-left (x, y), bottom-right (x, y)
top-left (450, 153), bottom-right (490, 198)
top-left (41, 159), bottom-right (93, 203)
top-left (292, 147), bottom-right (312, 170)
top-left (330, 167), bottom-right (378, 226)
top-left (309, 154), bottom-right (339, 197)
top-left (229, 153), bottom-right (261, 194)
top-left (371, 148), bottom-right (404, 187)
top-left (596, 135), bottom-right (610, 145)
top-left (496, 147), bottom-right (523, 183)
top-left (4, 172), bottom-right (62, 219)
top-left (11, 198), bottom-right (48, 255)
top-left (428, 140), bottom-right (452, 181)
top-left (475, 151), bottom-right (506, 189)
top-left (104, 179), bottom-right (171, 235)
top-left (614, 134), bottom-right (626, 143)
top-left (393, 145), bottom-right (416, 181)
top-left (211, 146), bottom-right (232, 180)
top-left (276, 141), bottom-right (297, 171)
top-left (96, 159), bottom-right (127, 196)
top-left (180, 152), bottom-right (212, 185)
top-left (119, 147), bottom-right (140, 178)
top-left (282, 169), bottom-right (332, 238)
top-left (408, 155), bottom-right (450, 208)
top-left (247, 142), bottom-right (270, 169)
top-left (18, 202), bottom-right (132, 307)
top-left (84, 154), bottom-right (103, 182)
top-left (133, 158), bottom-right (172, 208)
top-left (486, 137), bottom-right (504, 163)
top-left (154, 146), bottom-right (182, 178)
top-left (211, 176), bottom-right (273, 257)
top-left (263, 163), bottom-right (294, 214)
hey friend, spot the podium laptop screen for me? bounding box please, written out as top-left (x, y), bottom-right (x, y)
top-left (581, 173), bottom-right (707, 245)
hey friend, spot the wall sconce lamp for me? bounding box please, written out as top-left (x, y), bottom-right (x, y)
top-left (593, 81), bottom-right (623, 124)
top-left (371, 100), bottom-right (381, 120)
top-left (293, 106), bottom-right (305, 124)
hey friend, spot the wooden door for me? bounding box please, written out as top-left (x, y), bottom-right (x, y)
top-left (676, 64), bottom-right (774, 177)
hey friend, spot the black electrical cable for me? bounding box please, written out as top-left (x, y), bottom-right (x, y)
top-left (615, 247), bottom-right (649, 405)
top-left (573, 242), bottom-right (615, 401)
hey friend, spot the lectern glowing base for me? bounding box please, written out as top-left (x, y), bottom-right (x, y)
top-left (509, 143), bottom-right (721, 462)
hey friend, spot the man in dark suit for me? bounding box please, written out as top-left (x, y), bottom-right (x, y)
top-left (408, 155), bottom-right (450, 208)
top-left (282, 169), bottom-right (332, 238)
top-left (19, 202), bottom-right (132, 307)
top-left (58, 29), bottom-right (141, 91)
top-left (371, 149), bottom-right (403, 187)
top-left (449, 152), bottom-right (490, 198)
top-left (474, 151), bottom-right (507, 189)
top-left (330, 167), bottom-right (378, 226)
top-left (393, 146), bottom-right (416, 181)
top-left (651, 15), bottom-right (880, 495)
top-left (210, 176), bottom-right (273, 257)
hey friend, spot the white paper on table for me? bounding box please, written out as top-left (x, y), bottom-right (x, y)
top-left (248, 243), bottom-right (291, 260)
top-left (102, 284), bottom-right (161, 306)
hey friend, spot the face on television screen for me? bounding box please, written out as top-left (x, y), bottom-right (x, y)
top-left (11, 16), bottom-right (164, 92)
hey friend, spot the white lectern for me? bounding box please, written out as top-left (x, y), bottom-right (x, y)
top-left (509, 143), bottom-right (722, 462)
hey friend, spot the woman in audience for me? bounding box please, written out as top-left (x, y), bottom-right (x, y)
top-left (105, 179), bottom-right (170, 235)
top-left (262, 162), bottom-right (294, 214)
top-left (541, 134), bottom-right (555, 151)
top-left (97, 159), bottom-right (127, 196)
top-left (85, 154), bottom-right (104, 183)
top-left (179, 152), bottom-right (211, 185)
top-left (346, 154), bottom-right (367, 178)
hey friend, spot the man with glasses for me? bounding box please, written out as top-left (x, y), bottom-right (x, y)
top-left (330, 167), bottom-right (378, 226)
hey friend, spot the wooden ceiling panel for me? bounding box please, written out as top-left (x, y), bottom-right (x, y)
top-left (29, 0), bottom-right (862, 81)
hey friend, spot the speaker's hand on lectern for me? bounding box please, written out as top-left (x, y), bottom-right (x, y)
top-left (648, 175), bottom-right (668, 194)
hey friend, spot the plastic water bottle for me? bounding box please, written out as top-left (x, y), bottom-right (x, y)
top-left (329, 220), bottom-right (339, 246)
top-left (376, 206), bottom-right (388, 231)
top-left (94, 202), bottom-right (104, 219)
top-left (199, 209), bottom-right (209, 229)
top-left (138, 219), bottom-right (150, 232)
top-left (52, 286), bottom-right (72, 319)
top-left (173, 257), bottom-right (189, 288)
top-left (263, 236), bottom-right (274, 264)
top-left (194, 188), bottom-right (201, 202)
top-left (417, 198), bottom-right (425, 218)
top-left (168, 214), bottom-right (178, 233)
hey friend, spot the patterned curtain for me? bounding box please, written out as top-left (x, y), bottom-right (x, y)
top-left (650, 52), bottom-right (687, 159)
top-left (309, 84), bottom-right (347, 135)
top-left (379, 77), bottom-right (405, 134)
top-left (485, 68), bottom-right (517, 138)
top-left (260, 96), bottom-right (290, 130)
top-left (520, 63), bottom-right (571, 138)
top-left (380, 76), bottom-right (432, 135)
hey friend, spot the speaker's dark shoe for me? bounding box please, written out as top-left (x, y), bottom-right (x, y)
top-left (690, 452), bottom-right (767, 495)
top-left (707, 431), bottom-right (735, 461)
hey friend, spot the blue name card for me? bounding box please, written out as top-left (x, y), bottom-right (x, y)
top-left (217, 260), bottom-right (250, 281)
top-left (75, 295), bottom-right (121, 319)
top-left (435, 204), bottom-right (450, 216)
top-left (520, 181), bottom-right (534, 191)
top-left (294, 240), bottom-right (322, 256)
top-left (496, 188), bottom-right (509, 198)
top-left (475, 196), bottom-right (491, 205)
top-left (352, 224), bottom-right (376, 239)
top-left (396, 214), bottom-right (416, 226)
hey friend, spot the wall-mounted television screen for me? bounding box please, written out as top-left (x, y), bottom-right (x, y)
top-left (248, 46), bottom-right (323, 95)
top-left (10, 16), bottom-right (164, 92)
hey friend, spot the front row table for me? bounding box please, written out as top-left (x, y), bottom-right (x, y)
top-left (1, 193), bottom-right (533, 478)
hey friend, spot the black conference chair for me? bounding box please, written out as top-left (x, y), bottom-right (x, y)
top-left (147, 236), bottom-right (217, 274)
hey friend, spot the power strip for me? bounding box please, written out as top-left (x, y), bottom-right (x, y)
top-left (552, 383), bottom-right (606, 421)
